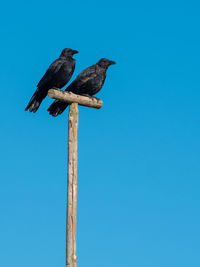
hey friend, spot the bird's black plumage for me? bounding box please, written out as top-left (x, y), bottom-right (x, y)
top-left (25, 48), bottom-right (78, 113)
top-left (47, 58), bottom-right (116, 117)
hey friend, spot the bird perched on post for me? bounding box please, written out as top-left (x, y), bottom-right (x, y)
top-left (25, 48), bottom-right (78, 113)
top-left (47, 58), bottom-right (116, 117)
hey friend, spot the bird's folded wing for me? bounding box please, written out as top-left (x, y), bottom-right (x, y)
top-left (37, 58), bottom-right (65, 88)
top-left (75, 65), bottom-right (97, 85)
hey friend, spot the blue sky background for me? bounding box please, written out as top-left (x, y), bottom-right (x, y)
top-left (1, 1), bottom-right (200, 266)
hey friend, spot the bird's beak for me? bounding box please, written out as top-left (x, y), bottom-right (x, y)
top-left (109, 60), bottom-right (116, 65)
top-left (72, 50), bottom-right (79, 55)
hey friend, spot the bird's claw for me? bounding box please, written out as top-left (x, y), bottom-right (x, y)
top-left (80, 94), bottom-right (100, 102)
top-left (52, 87), bottom-right (60, 91)
top-left (92, 96), bottom-right (100, 102)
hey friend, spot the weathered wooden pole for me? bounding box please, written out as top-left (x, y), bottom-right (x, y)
top-left (67, 103), bottom-right (78, 267)
top-left (48, 89), bottom-right (103, 267)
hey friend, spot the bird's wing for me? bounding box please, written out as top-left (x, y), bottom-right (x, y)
top-left (69, 65), bottom-right (97, 89)
top-left (37, 58), bottom-right (65, 88)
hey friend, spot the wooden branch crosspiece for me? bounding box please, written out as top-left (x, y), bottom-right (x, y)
top-left (48, 89), bottom-right (103, 267)
top-left (48, 89), bottom-right (103, 109)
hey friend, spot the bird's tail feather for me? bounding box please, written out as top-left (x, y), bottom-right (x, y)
top-left (25, 93), bottom-right (42, 113)
top-left (47, 100), bottom-right (68, 117)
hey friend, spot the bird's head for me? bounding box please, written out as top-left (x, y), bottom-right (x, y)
top-left (97, 58), bottom-right (116, 68)
top-left (60, 48), bottom-right (79, 58)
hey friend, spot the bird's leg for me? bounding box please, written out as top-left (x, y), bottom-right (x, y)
top-left (81, 93), bottom-right (92, 98)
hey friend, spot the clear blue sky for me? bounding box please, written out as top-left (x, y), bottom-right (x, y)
top-left (1, 0), bottom-right (200, 266)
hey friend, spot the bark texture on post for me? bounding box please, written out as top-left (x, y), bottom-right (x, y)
top-left (66, 103), bottom-right (78, 267)
top-left (48, 89), bottom-right (103, 109)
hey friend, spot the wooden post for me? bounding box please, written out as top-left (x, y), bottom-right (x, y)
top-left (48, 89), bottom-right (103, 267)
top-left (67, 103), bottom-right (78, 267)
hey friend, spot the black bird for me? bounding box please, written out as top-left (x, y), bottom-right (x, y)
top-left (25, 48), bottom-right (78, 113)
top-left (47, 58), bottom-right (116, 117)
